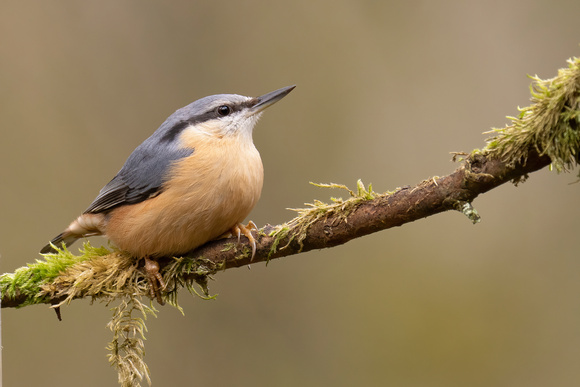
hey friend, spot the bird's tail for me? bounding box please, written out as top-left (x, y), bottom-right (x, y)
top-left (40, 213), bottom-right (106, 254)
top-left (40, 232), bottom-right (81, 254)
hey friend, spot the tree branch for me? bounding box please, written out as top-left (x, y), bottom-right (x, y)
top-left (3, 54), bottom-right (579, 387)
top-left (2, 57), bottom-right (579, 310)
top-left (198, 149), bottom-right (553, 272)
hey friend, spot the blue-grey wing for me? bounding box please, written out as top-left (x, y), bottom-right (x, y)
top-left (84, 119), bottom-right (194, 214)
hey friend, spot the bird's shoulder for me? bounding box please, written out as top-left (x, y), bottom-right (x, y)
top-left (84, 115), bottom-right (195, 214)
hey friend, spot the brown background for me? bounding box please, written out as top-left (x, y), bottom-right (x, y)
top-left (1, 2), bottom-right (579, 386)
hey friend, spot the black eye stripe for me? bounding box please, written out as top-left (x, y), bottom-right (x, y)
top-left (172, 101), bottom-right (250, 128)
top-left (160, 100), bottom-right (255, 142)
top-left (159, 120), bottom-right (190, 143)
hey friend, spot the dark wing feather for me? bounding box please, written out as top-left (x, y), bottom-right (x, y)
top-left (84, 177), bottom-right (130, 213)
top-left (82, 93), bottom-right (244, 214)
top-left (84, 117), bottom-right (195, 214)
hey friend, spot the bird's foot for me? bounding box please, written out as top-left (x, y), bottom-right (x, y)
top-left (231, 221), bottom-right (258, 260)
top-left (141, 257), bottom-right (166, 305)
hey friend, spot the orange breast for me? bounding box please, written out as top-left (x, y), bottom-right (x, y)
top-left (104, 132), bottom-right (263, 257)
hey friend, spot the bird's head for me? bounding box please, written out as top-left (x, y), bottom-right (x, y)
top-left (160, 85), bottom-right (295, 143)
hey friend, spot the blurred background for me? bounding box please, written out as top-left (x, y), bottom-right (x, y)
top-left (1, 1), bottom-right (579, 386)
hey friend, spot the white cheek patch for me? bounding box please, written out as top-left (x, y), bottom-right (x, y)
top-left (195, 121), bottom-right (221, 137)
top-left (181, 110), bottom-right (262, 142)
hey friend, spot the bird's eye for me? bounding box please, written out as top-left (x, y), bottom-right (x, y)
top-left (217, 105), bottom-right (231, 116)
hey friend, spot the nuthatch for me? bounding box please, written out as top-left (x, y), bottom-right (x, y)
top-left (41, 85), bottom-right (295, 301)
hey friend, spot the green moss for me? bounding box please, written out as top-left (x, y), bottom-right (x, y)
top-left (0, 243), bottom-right (108, 307)
top-left (220, 243), bottom-right (236, 252)
top-left (268, 225), bottom-right (290, 258)
top-left (1, 242), bottom-right (221, 386)
top-left (268, 179), bottom-right (381, 257)
top-left (106, 295), bottom-right (155, 387)
top-left (485, 56), bottom-right (580, 177)
top-left (162, 255), bottom-right (219, 308)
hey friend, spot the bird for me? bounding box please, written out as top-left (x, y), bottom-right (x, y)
top-left (41, 85), bottom-right (295, 302)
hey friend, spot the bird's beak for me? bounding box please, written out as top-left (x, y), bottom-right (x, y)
top-left (250, 85), bottom-right (296, 115)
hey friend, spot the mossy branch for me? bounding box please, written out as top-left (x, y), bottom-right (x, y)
top-left (3, 56), bottom-right (580, 310)
top-left (1, 55), bottom-right (579, 387)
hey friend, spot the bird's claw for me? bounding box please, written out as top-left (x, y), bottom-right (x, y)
top-left (231, 221), bottom-right (257, 260)
top-left (142, 257), bottom-right (166, 305)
